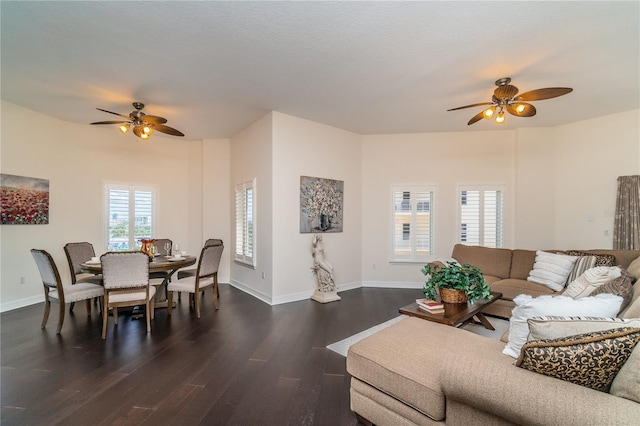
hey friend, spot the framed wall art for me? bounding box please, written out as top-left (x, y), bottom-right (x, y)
top-left (300, 176), bottom-right (343, 233)
top-left (0, 173), bottom-right (50, 224)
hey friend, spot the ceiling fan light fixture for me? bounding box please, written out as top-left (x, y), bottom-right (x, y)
top-left (118, 123), bottom-right (130, 134)
top-left (495, 110), bottom-right (505, 124)
top-left (140, 132), bottom-right (150, 140)
top-left (483, 107), bottom-right (495, 119)
top-left (515, 104), bottom-right (526, 113)
top-left (143, 125), bottom-right (153, 135)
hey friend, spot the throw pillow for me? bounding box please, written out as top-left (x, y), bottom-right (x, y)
top-left (627, 256), bottom-right (640, 280)
top-left (565, 255), bottom-right (597, 284)
top-left (610, 344), bottom-right (640, 403)
top-left (564, 250), bottom-right (616, 267)
top-left (589, 269), bottom-right (635, 313)
top-left (562, 266), bottom-right (621, 299)
top-left (502, 293), bottom-right (623, 358)
top-left (527, 316), bottom-right (640, 341)
top-left (516, 327), bottom-right (640, 392)
top-left (527, 251), bottom-right (578, 291)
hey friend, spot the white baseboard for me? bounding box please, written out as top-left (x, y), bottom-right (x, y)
top-left (228, 279), bottom-right (274, 305)
top-left (1, 294), bottom-right (44, 313)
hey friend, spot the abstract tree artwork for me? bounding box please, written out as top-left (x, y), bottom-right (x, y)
top-left (0, 174), bottom-right (50, 224)
top-left (300, 176), bottom-right (343, 233)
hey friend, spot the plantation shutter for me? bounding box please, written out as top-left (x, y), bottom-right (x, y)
top-left (391, 186), bottom-right (434, 262)
top-left (458, 187), bottom-right (504, 248)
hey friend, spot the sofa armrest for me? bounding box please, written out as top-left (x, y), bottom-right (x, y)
top-left (441, 352), bottom-right (640, 425)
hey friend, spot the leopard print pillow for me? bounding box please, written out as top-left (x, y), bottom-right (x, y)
top-left (516, 327), bottom-right (640, 392)
top-left (564, 250), bottom-right (616, 267)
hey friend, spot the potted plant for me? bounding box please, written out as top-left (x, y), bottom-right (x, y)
top-left (421, 261), bottom-right (492, 303)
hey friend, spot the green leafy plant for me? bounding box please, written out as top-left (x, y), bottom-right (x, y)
top-left (421, 261), bottom-right (492, 303)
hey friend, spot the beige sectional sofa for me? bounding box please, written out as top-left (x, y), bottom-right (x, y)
top-left (347, 245), bottom-right (640, 425)
top-left (450, 244), bottom-right (640, 318)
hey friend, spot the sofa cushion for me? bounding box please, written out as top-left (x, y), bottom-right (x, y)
top-left (451, 244), bottom-right (512, 279)
top-left (516, 328), bottom-right (640, 392)
top-left (527, 251), bottom-right (578, 291)
top-left (563, 266), bottom-right (621, 299)
top-left (509, 249), bottom-right (537, 279)
top-left (610, 344), bottom-right (640, 403)
top-left (489, 278), bottom-right (555, 301)
top-left (346, 317), bottom-right (504, 421)
top-left (502, 294), bottom-right (623, 358)
top-left (628, 256), bottom-right (640, 280)
top-left (585, 250), bottom-right (640, 270)
top-left (620, 281), bottom-right (640, 319)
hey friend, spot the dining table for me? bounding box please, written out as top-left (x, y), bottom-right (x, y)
top-left (81, 254), bottom-right (197, 309)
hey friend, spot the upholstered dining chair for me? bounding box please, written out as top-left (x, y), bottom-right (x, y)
top-left (63, 242), bottom-right (103, 312)
top-left (31, 249), bottom-right (104, 334)
top-left (167, 243), bottom-right (224, 318)
top-left (175, 239), bottom-right (223, 300)
top-left (100, 251), bottom-right (156, 339)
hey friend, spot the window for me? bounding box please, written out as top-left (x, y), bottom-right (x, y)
top-left (391, 186), bottom-right (435, 262)
top-left (105, 183), bottom-right (156, 251)
top-left (458, 186), bottom-right (504, 248)
top-left (235, 179), bottom-right (256, 267)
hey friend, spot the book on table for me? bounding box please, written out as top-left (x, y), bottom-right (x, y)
top-left (416, 298), bottom-right (444, 311)
top-left (418, 304), bottom-right (445, 314)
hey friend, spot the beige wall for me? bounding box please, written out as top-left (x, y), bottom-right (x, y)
top-left (360, 130), bottom-right (517, 287)
top-left (271, 112), bottom-right (362, 302)
top-left (0, 101), bottom-right (206, 311)
top-left (2, 99), bottom-right (638, 310)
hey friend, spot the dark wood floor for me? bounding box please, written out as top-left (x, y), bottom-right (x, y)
top-left (1, 285), bottom-right (423, 425)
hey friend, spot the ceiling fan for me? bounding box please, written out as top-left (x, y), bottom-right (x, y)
top-left (447, 78), bottom-right (573, 125)
top-left (90, 102), bottom-right (184, 139)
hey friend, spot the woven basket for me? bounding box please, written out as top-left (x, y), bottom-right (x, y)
top-left (439, 288), bottom-right (468, 304)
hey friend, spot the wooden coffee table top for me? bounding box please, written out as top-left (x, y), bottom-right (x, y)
top-left (399, 292), bottom-right (502, 330)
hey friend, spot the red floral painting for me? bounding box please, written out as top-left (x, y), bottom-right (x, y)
top-left (1, 174), bottom-right (49, 225)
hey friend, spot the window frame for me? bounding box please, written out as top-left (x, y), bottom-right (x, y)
top-left (234, 178), bottom-right (256, 268)
top-left (390, 185), bottom-right (436, 263)
top-left (103, 182), bottom-right (157, 252)
top-left (456, 184), bottom-right (505, 248)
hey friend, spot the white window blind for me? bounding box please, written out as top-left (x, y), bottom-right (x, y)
top-left (235, 179), bottom-right (256, 267)
top-left (458, 186), bottom-right (504, 248)
top-left (105, 183), bottom-right (156, 251)
top-left (391, 186), bottom-right (435, 262)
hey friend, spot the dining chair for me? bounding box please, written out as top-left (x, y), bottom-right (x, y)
top-left (100, 251), bottom-right (156, 339)
top-left (31, 249), bottom-right (104, 334)
top-left (167, 243), bottom-right (224, 318)
top-left (152, 239), bottom-right (172, 256)
top-left (63, 242), bottom-right (103, 312)
top-left (175, 239), bottom-right (223, 300)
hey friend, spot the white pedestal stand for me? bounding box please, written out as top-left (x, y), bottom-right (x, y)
top-left (311, 289), bottom-right (341, 303)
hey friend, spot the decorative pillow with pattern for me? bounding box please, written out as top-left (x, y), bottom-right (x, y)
top-left (562, 266), bottom-right (621, 299)
top-left (564, 250), bottom-right (616, 267)
top-left (516, 327), bottom-right (640, 392)
top-left (565, 255), bottom-right (597, 285)
top-left (589, 269), bottom-right (635, 313)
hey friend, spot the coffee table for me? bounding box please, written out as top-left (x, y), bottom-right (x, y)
top-left (399, 292), bottom-right (503, 330)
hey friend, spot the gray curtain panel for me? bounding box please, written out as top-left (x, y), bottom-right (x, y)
top-left (613, 175), bottom-right (640, 249)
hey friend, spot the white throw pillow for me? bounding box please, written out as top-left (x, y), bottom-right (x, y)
top-left (502, 293), bottom-right (623, 358)
top-left (563, 266), bottom-right (622, 298)
top-left (527, 251), bottom-right (578, 291)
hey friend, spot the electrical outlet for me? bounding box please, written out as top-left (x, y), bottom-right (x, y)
top-left (19, 276), bottom-right (26, 285)
top-left (261, 272), bottom-right (265, 279)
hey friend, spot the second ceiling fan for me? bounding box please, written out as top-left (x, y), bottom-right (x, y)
top-left (448, 78), bottom-right (573, 125)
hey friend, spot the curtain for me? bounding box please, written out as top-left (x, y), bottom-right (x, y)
top-left (613, 175), bottom-right (640, 249)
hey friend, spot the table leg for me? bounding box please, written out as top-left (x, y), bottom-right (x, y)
top-left (474, 313), bottom-right (495, 330)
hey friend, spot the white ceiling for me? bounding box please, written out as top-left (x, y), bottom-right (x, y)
top-left (1, 1), bottom-right (638, 140)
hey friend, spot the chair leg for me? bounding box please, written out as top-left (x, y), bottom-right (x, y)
top-left (113, 307), bottom-right (118, 325)
top-left (41, 297), bottom-right (51, 329)
top-left (86, 299), bottom-right (92, 316)
top-left (69, 301), bottom-right (75, 313)
top-left (102, 296), bottom-right (108, 339)
top-left (212, 276), bottom-right (219, 310)
top-left (145, 301), bottom-right (152, 333)
top-left (56, 302), bottom-right (65, 334)
top-left (167, 291), bottom-right (173, 316)
top-left (195, 291), bottom-right (201, 319)
top-left (150, 298), bottom-right (155, 321)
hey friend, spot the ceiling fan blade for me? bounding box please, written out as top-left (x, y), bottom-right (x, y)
top-left (90, 120), bottom-right (129, 125)
top-left (506, 103), bottom-right (537, 117)
top-left (153, 124), bottom-right (185, 137)
top-left (96, 108), bottom-right (130, 120)
top-left (516, 87), bottom-right (573, 101)
top-left (467, 111), bottom-right (486, 125)
top-left (447, 102), bottom-right (493, 111)
top-left (494, 84), bottom-right (519, 99)
top-left (143, 115), bottom-right (168, 124)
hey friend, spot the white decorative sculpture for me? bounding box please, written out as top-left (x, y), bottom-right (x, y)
top-left (311, 233), bottom-right (341, 303)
